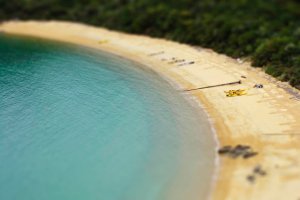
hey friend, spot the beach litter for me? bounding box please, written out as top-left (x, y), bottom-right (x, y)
top-left (218, 144), bottom-right (258, 159)
top-left (98, 40), bottom-right (109, 44)
top-left (224, 89), bottom-right (247, 97)
top-left (253, 84), bottom-right (264, 88)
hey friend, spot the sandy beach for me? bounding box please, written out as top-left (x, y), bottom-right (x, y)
top-left (1, 21), bottom-right (300, 200)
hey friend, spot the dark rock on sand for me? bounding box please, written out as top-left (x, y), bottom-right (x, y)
top-left (247, 175), bottom-right (255, 183)
top-left (218, 144), bottom-right (258, 159)
top-left (218, 145), bottom-right (232, 154)
top-left (243, 151), bottom-right (258, 159)
top-left (253, 165), bottom-right (267, 176)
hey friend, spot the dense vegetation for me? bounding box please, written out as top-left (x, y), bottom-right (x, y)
top-left (1, 0), bottom-right (300, 88)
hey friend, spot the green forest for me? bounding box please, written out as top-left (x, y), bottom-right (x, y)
top-left (1, 0), bottom-right (300, 88)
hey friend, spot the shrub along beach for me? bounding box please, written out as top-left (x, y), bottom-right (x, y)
top-left (1, 0), bottom-right (300, 88)
top-left (1, 20), bottom-right (300, 200)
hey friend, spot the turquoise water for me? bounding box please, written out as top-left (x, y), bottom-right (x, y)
top-left (0, 34), bottom-right (216, 200)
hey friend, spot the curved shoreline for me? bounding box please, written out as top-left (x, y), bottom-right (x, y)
top-left (1, 21), bottom-right (300, 200)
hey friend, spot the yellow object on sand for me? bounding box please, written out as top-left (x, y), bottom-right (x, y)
top-left (98, 40), bottom-right (109, 44)
top-left (224, 89), bottom-right (247, 97)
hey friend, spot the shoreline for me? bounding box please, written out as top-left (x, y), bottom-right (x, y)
top-left (1, 21), bottom-right (300, 200)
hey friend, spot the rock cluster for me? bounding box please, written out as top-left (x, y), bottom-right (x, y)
top-left (218, 145), bottom-right (258, 159)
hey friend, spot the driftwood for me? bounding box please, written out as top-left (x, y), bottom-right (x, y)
top-left (183, 80), bottom-right (241, 92)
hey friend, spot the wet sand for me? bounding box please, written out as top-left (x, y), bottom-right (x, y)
top-left (1, 21), bottom-right (300, 200)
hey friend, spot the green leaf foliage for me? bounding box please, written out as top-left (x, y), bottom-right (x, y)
top-left (0, 0), bottom-right (299, 87)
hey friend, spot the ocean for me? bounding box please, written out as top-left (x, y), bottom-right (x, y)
top-left (0, 34), bottom-right (216, 200)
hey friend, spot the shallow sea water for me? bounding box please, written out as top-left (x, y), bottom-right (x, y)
top-left (0, 34), bottom-right (216, 200)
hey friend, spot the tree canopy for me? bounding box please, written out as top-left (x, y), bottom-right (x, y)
top-left (1, 0), bottom-right (299, 88)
